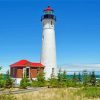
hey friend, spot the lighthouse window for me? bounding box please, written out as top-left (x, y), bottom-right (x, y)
top-left (52, 68), bottom-right (54, 75)
top-left (42, 35), bottom-right (44, 40)
top-left (43, 23), bottom-right (44, 26)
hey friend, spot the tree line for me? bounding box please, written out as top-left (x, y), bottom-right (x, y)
top-left (0, 66), bottom-right (100, 89)
top-left (20, 69), bottom-right (99, 88)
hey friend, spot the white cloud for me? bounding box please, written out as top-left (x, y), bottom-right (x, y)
top-left (58, 64), bottom-right (100, 74)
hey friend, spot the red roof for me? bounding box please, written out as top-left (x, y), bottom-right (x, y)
top-left (10, 60), bottom-right (44, 68)
top-left (44, 6), bottom-right (53, 11)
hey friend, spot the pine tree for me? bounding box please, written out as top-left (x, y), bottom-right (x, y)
top-left (0, 74), bottom-right (5, 88)
top-left (82, 70), bottom-right (90, 86)
top-left (57, 69), bottom-right (62, 82)
top-left (90, 71), bottom-right (96, 86)
top-left (49, 77), bottom-right (58, 88)
top-left (0, 67), bottom-right (6, 88)
top-left (57, 69), bottom-right (63, 87)
top-left (78, 72), bottom-right (81, 82)
top-left (57, 70), bottom-right (67, 87)
top-left (5, 70), bottom-right (13, 88)
top-left (62, 70), bottom-right (67, 87)
top-left (20, 77), bottom-right (30, 89)
top-left (37, 72), bottom-right (45, 87)
top-left (62, 70), bottom-right (67, 82)
top-left (72, 72), bottom-right (77, 86)
top-left (0, 66), bottom-right (2, 70)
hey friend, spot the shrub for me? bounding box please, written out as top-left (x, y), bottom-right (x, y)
top-left (37, 72), bottom-right (46, 87)
top-left (82, 70), bottom-right (91, 86)
top-left (0, 80), bottom-right (6, 88)
top-left (31, 80), bottom-right (38, 87)
top-left (20, 77), bottom-right (30, 89)
top-left (0, 74), bottom-right (6, 88)
top-left (90, 71), bottom-right (96, 86)
top-left (5, 71), bottom-right (14, 88)
top-left (78, 72), bottom-right (82, 82)
top-left (57, 70), bottom-right (67, 88)
top-left (72, 72), bottom-right (78, 87)
top-left (49, 77), bottom-right (58, 88)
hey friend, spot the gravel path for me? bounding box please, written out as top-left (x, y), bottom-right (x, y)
top-left (0, 87), bottom-right (44, 95)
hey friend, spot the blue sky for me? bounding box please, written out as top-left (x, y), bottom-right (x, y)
top-left (0, 0), bottom-right (100, 73)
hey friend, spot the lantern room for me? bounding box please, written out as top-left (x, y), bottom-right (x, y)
top-left (41, 6), bottom-right (56, 21)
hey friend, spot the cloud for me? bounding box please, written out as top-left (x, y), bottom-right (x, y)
top-left (58, 64), bottom-right (100, 74)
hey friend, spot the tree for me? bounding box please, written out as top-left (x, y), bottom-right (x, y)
top-left (20, 77), bottom-right (30, 89)
top-left (78, 72), bottom-right (81, 82)
top-left (0, 67), bottom-right (6, 88)
top-left (97, 79), bottom-right (100, 86)
top-left (5, 70), bottom-right (13, 88)
top-left (62, 70), bottom-right (67, 82)
top-left (49, 77), bottom-right (58, 88)
top-left (0, 66), bottom-right (2, 70)
top-left (57, 69), bottom-right (63, 87)
top-left (82, 70), bottom-right (91, 86)
top-left (61, 70), bottom-right (67, 87)
top-left (90, 71), bottom-right (96, 86)
top-left (0, 74), bottom-right (5, 88)
top-left (57, 69), bottom-right (62, 82)
top-left (72, 72), bottom-right (78, 86)
top-left (37, 72), bottom-right (45, 87)
top-left (57, 70), bottom-right (67, 87)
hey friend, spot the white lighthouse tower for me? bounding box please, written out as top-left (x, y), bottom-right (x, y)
top-left (41, 6), bottom-right (57, 79)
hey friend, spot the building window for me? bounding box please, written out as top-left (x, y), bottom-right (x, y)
top-left (12, 68), bottom-right (17, 78)
top-left (37, 68), bottom-right (40, 74)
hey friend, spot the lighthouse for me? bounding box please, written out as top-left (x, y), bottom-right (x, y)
top-left (41, 6), bottom-right (57, 79)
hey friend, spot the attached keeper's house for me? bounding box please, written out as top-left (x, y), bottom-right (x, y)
top-left (10, 60), bottom-right (44, 84)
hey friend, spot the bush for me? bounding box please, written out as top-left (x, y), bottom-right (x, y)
top-left (49, 77), bottom-right (58, 88)
top-left (66, 79), bottom-right (78, 87)
top-left (82, 70), bottom-right (91, 86)
top-left (90, 71), bottom-right (96, 86)
top-left (72, 72), bottom-right (78, 87)
top-left (0, 80), bottom-right (6, 88)
top-left (20, 77), bottom-right (30, 89)
top-left (5, 78), bottom-right (13, 88)
top-left (31, 80), bottom-right (38, 87)
top-left (5, 71), bottom-right (14, 88)
top-left (37, 72), bottom-right (46, 87)
top-left (0, 74), bottom-right (6, 88)
top-left (57, 70), bottom-right (68, 88)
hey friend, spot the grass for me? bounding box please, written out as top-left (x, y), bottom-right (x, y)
top-left (0, 94), bottom-right (16, 100)
top-left (14, 88), bottom-right (87, 100)
top-left (1, 87), bottom-right (100, 100)
top-left (76, 87), bottom-right (100, 99)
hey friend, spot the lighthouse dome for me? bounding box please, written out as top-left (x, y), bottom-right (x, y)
top-left (44, 6), bottom-right (54, 12)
